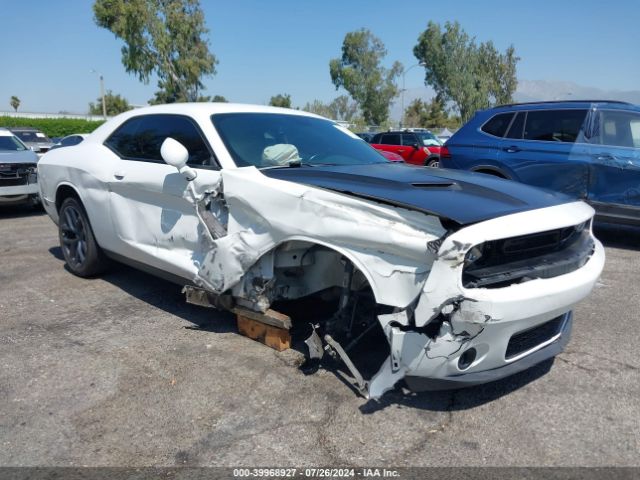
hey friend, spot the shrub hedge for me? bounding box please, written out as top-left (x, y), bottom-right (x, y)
top-left (0, 117), bottom-right (106, 138)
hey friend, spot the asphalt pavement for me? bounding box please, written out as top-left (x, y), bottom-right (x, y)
top-left (0, 204), bottom-right (638, 467)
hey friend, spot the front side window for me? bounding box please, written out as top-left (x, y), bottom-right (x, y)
top-left (401, 133), bottom-right (418, 146)
top-left (0, 135), bottom-right (27, 151)
top-left (595, 110), bottom-right (640, 148)
top-left (105, 114), bottom-right (215, 167)
top-left (481, 113), bottom-right (515, 137)
top-left (524, 109), bottom-right (588, 143)
top-left (416, 132), bottom-right (442, 146)
top-left (211, 113), bottom-right (388, 168)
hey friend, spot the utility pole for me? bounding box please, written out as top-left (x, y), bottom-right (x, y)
top-left (400, 62), bottom-right (425, 128)
top-left (91, 69), bottom-right (107, 120)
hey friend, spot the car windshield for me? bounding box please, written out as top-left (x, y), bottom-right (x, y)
top-left (211, 113), bottom-right (388, 168)
top-left (0, 135), bottom-right (27, 151)
top-left (417, 132), bottom-right (442, 147)
top-left (14, 131), bottom-right (51, 143)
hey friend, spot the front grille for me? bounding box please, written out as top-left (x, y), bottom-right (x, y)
top-left (462, 223), bottom-right (594, 288)
top-left (0, 177), bottom-right (28, 187)
top-left (505, 316), bottom-right (564, 360)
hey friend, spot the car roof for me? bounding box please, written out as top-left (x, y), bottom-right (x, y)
top-left (9, 127), bottom-right (43, 132)
top-left (488, 100), bottom-right (640, 113)
top-left (113, 102), bottom-right (325, 120)
top-left (0, 128), bottom-right (15, 137)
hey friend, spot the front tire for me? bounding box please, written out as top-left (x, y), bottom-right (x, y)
top-left (426, 157), bottom-right (439, 168)
top-left (58, 197), bottom-right (108, 277)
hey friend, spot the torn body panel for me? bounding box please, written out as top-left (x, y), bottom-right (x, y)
top-left (191, 166), bottom-right (446, 309)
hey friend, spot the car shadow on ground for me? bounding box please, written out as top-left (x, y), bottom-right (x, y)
top-left (48, 246), bottom-right (237, 334)
top-left (0, 203), bottom-right (45, 219)
top-left (593, 222), bottom-right (640, 251)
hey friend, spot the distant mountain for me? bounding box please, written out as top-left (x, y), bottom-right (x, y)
top-left (389, 79), bottom-right (640, 123)
top-left (514, 79), bottom-right (640, 104)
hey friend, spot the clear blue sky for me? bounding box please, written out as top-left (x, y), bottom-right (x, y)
top-left (1, 0), bottom-right (639, 114)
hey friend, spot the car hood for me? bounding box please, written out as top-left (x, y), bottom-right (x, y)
top-left (262, 162), bottom-right (573, 226)
top-left (0, 149), bottom-right (39, 164)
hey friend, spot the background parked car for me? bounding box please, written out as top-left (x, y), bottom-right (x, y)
top-left (0, 128), bottom-right (40, 205)
top-left (9, 127), bottom-right (54, 155)
top-left (370, 129), bottom-right (443, 167)
top-left (49, 134), bottom-right (89, 150)
top-left (355, 132), bottom-right (375, 142)
top-left (441, 100), bottom-right (640, 225)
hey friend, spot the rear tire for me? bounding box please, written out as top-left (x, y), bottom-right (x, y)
top-left (58, 197), bottom-right (109, 277)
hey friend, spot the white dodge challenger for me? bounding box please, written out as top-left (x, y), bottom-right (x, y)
top-left (38, 103), bottom-right (605, 398)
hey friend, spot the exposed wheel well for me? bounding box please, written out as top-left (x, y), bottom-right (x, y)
top-left (473, 168), bottom-right (508, 179)
top-left (55, 185), bottom-right (81, 212)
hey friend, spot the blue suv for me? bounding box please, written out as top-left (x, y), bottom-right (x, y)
top-left (441, 100), bottom-right (640, 225)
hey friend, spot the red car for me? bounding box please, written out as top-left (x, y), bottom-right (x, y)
top-left (370, 130), bottom-right (443, 167)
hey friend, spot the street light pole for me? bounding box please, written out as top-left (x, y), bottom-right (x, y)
top-left (400, 62), bottom-right (425, 128)
top-left (91, 69), bottom-right (107, 120)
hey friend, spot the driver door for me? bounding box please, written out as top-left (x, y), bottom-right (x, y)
top-left (104, 113), bottom-right (222, 281)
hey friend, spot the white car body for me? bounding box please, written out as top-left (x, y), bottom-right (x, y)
top-left (38, 103), bottom-right (605, 398)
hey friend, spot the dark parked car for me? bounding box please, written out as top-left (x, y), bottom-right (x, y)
top-left (441, 100), bottom-right (640, 225)
top-left (49, 134), bottom-right (88, 150)
top-left (355, 132), bottom-right (375, 143)
top-left (370, 129), bottom-right (443, 167)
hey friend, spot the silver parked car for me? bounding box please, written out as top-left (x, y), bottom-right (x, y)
top-left (9, 127), bottom-right (55, 155)
top-left (0, 128), bottom-right (40, 205)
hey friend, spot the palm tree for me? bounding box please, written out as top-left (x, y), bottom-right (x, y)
top-left (10, 96), bottom-right (20, 112)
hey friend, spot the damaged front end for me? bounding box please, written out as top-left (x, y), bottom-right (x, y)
top-left (181, 166), bottom-right (604, 400)
top-left (366, 201), bottom-right (605, 398)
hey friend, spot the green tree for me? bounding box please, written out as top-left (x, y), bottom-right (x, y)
top-left (93, 0), bottom-right (217, 104)
top-left (10, 96), bottom-right (20, 112)
top-left (88, 90), bottom-right (132, 116)
top-left (211, 95), bottom-right (227, 102)
top-left (404, 96), bottom-right (460, 129)
top-left (269, 94), bottom-right (292, 108)
top-left (329, 95), bottom-right (358, 122)
top-left (330, 29), bottom-right (402, 125)
top-left (413, 21), bottom-right (519, 122)
top-left (302, 99), bottom-right (333, 118)
top-left (302, 96), bottom-right (360, 122)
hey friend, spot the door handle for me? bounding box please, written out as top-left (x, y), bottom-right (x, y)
top-left (503, 146), bottom-right (520, 153)
top-left (593, 153), bottom-right (614, 161)
top-left (113, 171), bottom-right (126, 180)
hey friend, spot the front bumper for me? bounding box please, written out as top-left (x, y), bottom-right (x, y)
top-left (404, 311), bottom-right (572, 391)
top-left (0, 183), bottom-right (39, 197)
top-left (367, 201), bottom-right (605, 399)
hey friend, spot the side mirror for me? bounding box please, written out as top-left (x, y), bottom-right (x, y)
top-left (412, 143), bottom-right (420, 150)
top-left (160, 137), bottom-right (197, 181)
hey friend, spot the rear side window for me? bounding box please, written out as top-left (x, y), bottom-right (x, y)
top-left (595, 110), bottom-right (640, 148)
top-left (481, 113), bottom-right (514, 137)
top-left (380, 133), bottom-right (401, 145)
top-left (505, 112), bottom-right (525, 139)
top-left (524, 110), bottom-right (588, 143)
top-left (105, 114), bottom-right (215, 167)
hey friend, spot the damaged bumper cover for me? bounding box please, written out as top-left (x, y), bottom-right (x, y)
top-left (368, 201), bottom-right (605, 398)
